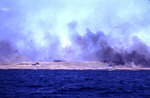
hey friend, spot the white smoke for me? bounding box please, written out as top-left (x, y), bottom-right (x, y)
top-left (0, 0), bottom-right (150, 63)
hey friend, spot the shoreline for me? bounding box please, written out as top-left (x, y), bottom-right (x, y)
top-left (0, 62), bottom-right (150, 70)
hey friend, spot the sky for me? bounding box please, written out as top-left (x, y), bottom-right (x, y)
top-left (0, 0), bottom-right (150, 65)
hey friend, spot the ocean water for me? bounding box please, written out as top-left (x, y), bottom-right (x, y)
top-left (0, 69), bottom-right (150, 98)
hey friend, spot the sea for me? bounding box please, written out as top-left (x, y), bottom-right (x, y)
top-left (0, 69), bottom-right (150, 98)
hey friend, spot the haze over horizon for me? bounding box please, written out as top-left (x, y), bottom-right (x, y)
top-left (0, 0), bottom-right (150, 66)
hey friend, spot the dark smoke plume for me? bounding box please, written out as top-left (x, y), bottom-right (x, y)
top-left (71, 29), bottom-right (150, 66)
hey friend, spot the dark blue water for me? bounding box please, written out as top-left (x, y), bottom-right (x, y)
top-left (0, 70), bottom-right (150, 97)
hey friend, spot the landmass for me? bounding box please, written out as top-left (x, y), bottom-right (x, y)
top-left (0, 61), bottom-right (150, 70)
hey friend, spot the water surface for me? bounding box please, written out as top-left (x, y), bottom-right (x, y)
top-left (0, 70), bottom-right (150, 97)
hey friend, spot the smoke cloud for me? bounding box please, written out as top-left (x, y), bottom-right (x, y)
top-left (0, 0), bottom-right (150, 66)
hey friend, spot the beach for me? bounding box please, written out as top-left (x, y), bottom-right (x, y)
top-left (0, 61), bottom-right (149, 70)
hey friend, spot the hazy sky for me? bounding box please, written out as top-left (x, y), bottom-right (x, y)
top-left (0, 0), bottom-right (150, 62)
